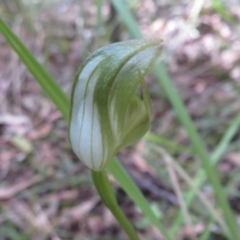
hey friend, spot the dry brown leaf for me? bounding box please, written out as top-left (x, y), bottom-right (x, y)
top-left (61, 197), bottom-right (98, 224)
top-left (27, 124), bottom-right (52, 140)
top-left (226, 152), bottom-right (240, 167)
top-left (0, 175), bottom-right (46, 200)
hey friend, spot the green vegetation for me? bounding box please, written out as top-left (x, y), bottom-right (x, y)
top-left (0, 0), bottom-right (240, 239)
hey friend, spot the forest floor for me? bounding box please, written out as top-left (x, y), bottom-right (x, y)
top-left (1, 0), bottom-right (240, 239)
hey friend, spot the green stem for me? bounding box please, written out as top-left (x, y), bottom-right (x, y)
top-left (91, 170), bottom-right (140, 240)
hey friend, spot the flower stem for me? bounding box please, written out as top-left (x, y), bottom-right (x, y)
top-left (91, 170), bottom-right (140, 240)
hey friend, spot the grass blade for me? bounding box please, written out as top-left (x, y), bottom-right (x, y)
top-left (145, 132), bottom-right (194, 154)
top-left (0, 18), bottom-right (70, 120)
top-left (155, 63), bottom-right (238, 240)
top-left (111, 0), bottom-right (142, 38)
top-left (211, 0), bottom-right (236, 24)
top-left (107, 158), bottom-right (172, 240)
top-left (171, 112), bottom-right (240, 236)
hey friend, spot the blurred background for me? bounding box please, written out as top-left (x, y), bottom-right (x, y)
top-left (1, 0), bottom-right (240, 239)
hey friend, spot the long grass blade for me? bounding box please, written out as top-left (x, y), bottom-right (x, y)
top-left (145, 132), bottom-right (194, 154)
top-left (0, 18), bottom-right (70, 120)
top-left (211, 0), bottom-right (236, 24)
top-left (107, 158), bottom-right (172, 240)
top-left (111, 0), bottom-right (142, 38)
top-left (155, 60), bottom-right (238, 240)
top-left (172, 112), bottom-right (240, 236)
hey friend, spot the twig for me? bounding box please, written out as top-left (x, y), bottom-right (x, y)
top-left (158, 147), bottom-right (198, 240)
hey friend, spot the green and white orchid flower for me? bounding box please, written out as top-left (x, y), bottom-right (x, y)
top-left (69, 39), bottom-right (162, 171)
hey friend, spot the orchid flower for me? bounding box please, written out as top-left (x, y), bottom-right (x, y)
top-left (69, 39), bottom-right (162, 171)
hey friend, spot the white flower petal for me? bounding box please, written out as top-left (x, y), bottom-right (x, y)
top-left (70, 56), bottom-right (105, 170)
